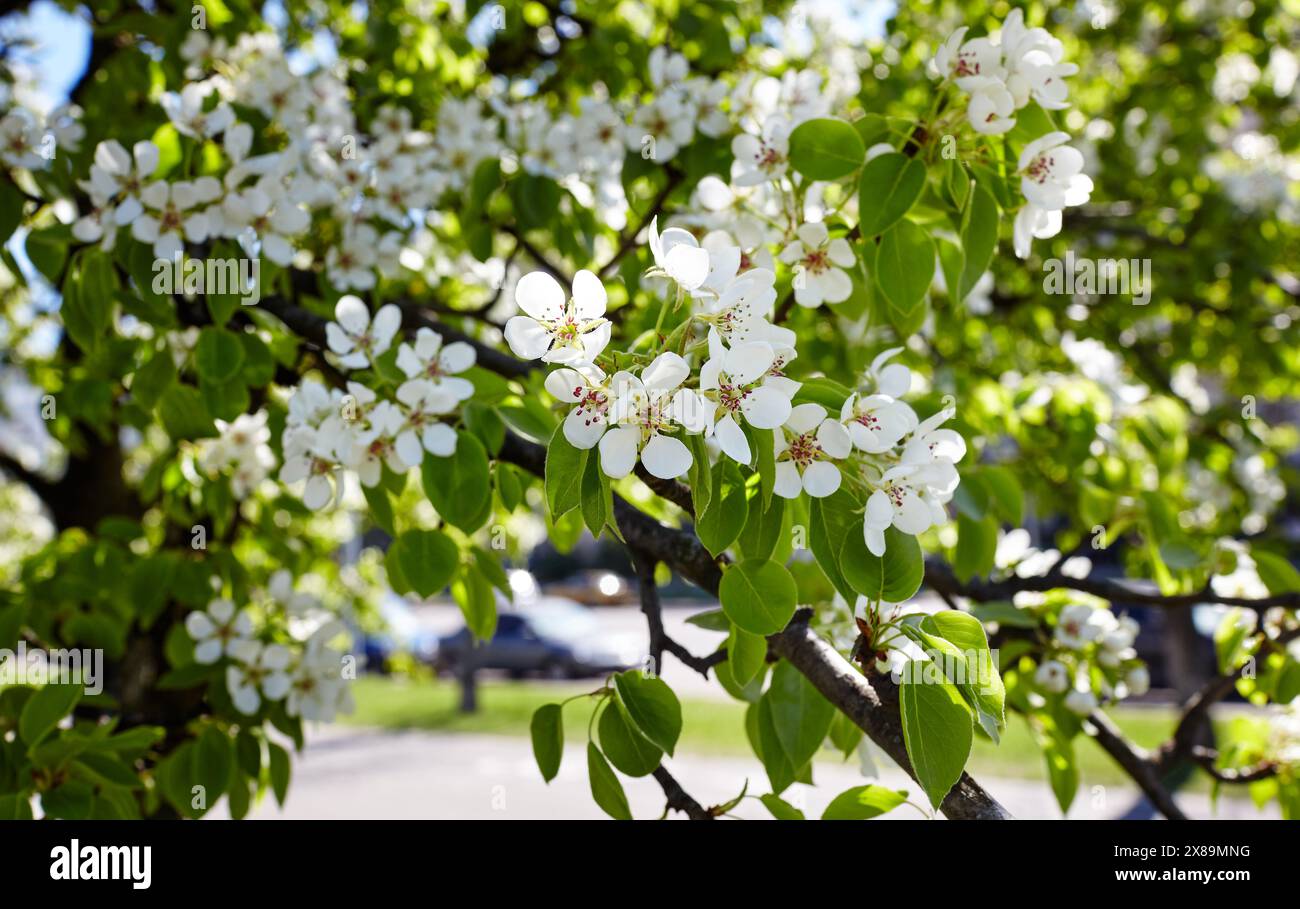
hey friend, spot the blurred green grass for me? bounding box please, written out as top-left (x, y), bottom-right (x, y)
top-left (344, 675), bottom-right (1226, 788)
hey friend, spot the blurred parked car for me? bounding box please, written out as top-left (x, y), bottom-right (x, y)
top-left (355, 593), bottom-right (442, 671)
top-left (438, 597), bottom-right (643, 679)
top-left (543, 570), bottom-right (634, 606)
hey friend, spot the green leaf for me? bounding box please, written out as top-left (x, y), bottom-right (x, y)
top-left (598, 699), bottom-right (663, 777)
top-left (0, 177), bottom-right (24, 243)
top-left (696, 461), bottom-right (749, 556)
top-left (719, 559), bottom-right (797, 635)
top-left (194, 725), bottom-right (231, 801)
top-left (874, 219), bottom-right (935, 321)
top-left (613, 670), bottom-right (682, 756)
top-left (421, 431), bottom-right (492, 532)
top-left (530, 704), bottom-right (564, 783)
top-left (587, 743), bottom-right (632, 820)
top-left (158, 385), bottom-right (216, 440)
top-left (267, 741), bottom-right (291, 806)
top-left (132, 347), bottom-right (177, 409)
top-left (954, 513), bottom-right (998, 583)
top-left (754, 696), bottom-right (804, 793)
top-left (580, 451), bottom-right (612, 538)
top-left (544, 424), bottom-right (587, 519)
top-left (19, 684), bottom-right (82, 748)
top-left (924, 611), bottom-right (1006, 731)
top-left (687, 433), bottom-right (713, 514)
top-left (737, 491), bottom-right (784, 561)
top-left (727, 623), bottom-right (767, 688)
top-left (1252, 549), bottom-right (1300, 595)
top-left (1040, 732), bottom-right (1079, 815)
top-left (362, 483), bottom-right (396, 535)
top-left (764, 661), bottom-right (835, 774)
top-left (898, 673), bottom-right (973, 809)
top-left (195, 327), bottom-right (247, 384)
top-left (788, 117), bottom-right (866, 181)
top-left (839, 526), bottom-right (924, 602)
top-left (26, 226), bottom-right (68, 283)
top-left (980, 466), bottom-right (1023, 525)
top-left (956, 185), bottom-right (999, 301)
top-left (821, 784), bottom-right (908, 820)
top-left (858, 153), bottom-right (926, 237)
top-left (396, 529), bottom-right (459, 599)
top-left (759, 792), bottom-right (806, 820)
top-left (807, 489), bottom-right (859, 600)
top-left (452, 563), bottom-right (498, 641)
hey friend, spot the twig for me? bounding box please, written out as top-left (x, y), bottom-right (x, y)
top-left (651, 766), bottom-right (713, 820)
top-left (631, 549), bottom-right (725, 679)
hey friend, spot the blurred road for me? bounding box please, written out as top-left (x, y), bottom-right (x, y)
top-left (226, 726), bottom-right (1278, 821)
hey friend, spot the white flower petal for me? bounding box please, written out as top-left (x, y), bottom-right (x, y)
top-left (641, 433), bottom-right (692, 479)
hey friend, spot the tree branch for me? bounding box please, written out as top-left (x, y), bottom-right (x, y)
top-left (924, 558), bottom-right (1292, 613)
top-left (1084, 709), bottom-right (1187, 820)
top-left (651, 766), bottom-right (714, 820)
top-left (769, 610), bottom-right (1012, 820)
top-left (631, 548), bottom-right (725, 679)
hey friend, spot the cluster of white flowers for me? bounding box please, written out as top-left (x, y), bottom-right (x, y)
top-left (184, 573), bottom-right (354, 721)
top-left (58, 27), bottom-right (865, 303)
top-left (1033, 601), bottom-right (1149, 715)
top-left (197, 410), bottom-right (276, 498)
top-left (0, 101), bottom-right (83, 170)
top-left (279, 298), bottom-right (475, 510)
top-left (506, 222), bottom-right (963, 557)
top-left (929, 10), bottom-right (1093, 259)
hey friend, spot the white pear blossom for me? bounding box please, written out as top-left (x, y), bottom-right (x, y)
top-left (220, 176), bottom-right (310, 265)
top-left (131, 178), bottom-right (222, 261)
top-left (279, 425), bottom-right (342, 510)
top-left (199, 410), bottom-right (276, 497)
top-left (840, 393), bottom-right (917, 453)
top-left (325, 296), bottom-right (402, 370)
top-left (393, 380), bottom-right (458, 466)
top-left (1055, 603), bottom-right (1104, 650)
top-left (773, 403), bottom-right (852, 499)
top-left (227, 640), bottom-right (292, 715)
top-left (1125, 665), bottom-right (1151, 697)
top-left (186, 598), bottom-right (254, 665)
top-left (75, 140), bottom-right (159, 239)
top-left (731, 117), bottom-right (791, 186)
top-left (862, 462), bottom-right (950, 556)
top-left (1013, 203), bottom-right (1063, 259)
top-left (697, 329), bottom-right (793, 464)
top-left (326, 224), bottom-right (381, 290)
top-left (966, 77), bottom-right (1016, 135)
top-left (1064, 685), bottom-right (1098, 716)
top-left (395, 328), bottom-right (477, 401)
top-left (780, 222), bottom-right (855, 308)
top-left (505, 270), bottom-right (611, 365)
top-left (0, 108), bottom-right (47, 169)
top-left (866, 347), bottom-right (913, 398)
top-left (647, 217), bottom-right (711, 293)
top-left (161, 81), bottom-right (236, 139)
top-left (545, 364), bottom-right (613, 449)
top-left (598, 353), bottom-right (696, 480)
top-left (346, 400), bottom-right (410, 487)
top-left (1019, 131), bottom-right (1093, 211)
top-left (1035, 659), bottom-right (1070, 693)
